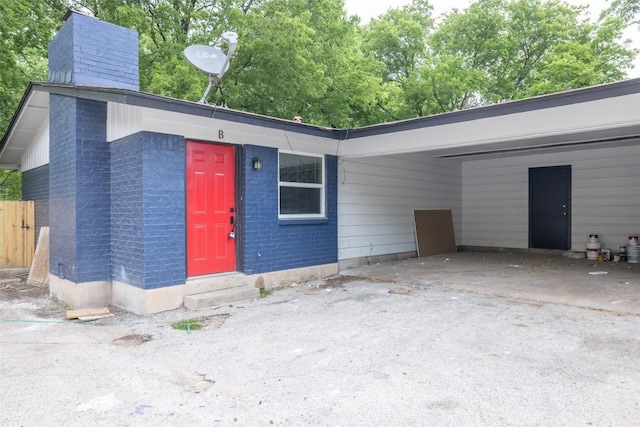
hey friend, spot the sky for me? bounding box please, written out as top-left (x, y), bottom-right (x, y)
top-left (344, 0), bottom-right (640, 77)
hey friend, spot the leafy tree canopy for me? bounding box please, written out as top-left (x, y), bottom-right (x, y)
top-left (0, 0), bottom-right (67, 134)
top-left (0, 0), bottom-right (636, 133)
top-left (0, 0), bottom-right (66, 199)
top-left (0, 170), bottom-right (21, 200)
top-left (603, 0), bottom-right (640, 26)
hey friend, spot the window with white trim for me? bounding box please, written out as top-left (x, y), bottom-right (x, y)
top-left (278, 151), bottom-right (325, 217)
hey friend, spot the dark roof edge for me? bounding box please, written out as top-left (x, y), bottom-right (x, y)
top-left (346, 78), bottom-right (640, 139)
top-left (62, 9), bottom-right (75, 22)
top-left (122, 89), bottom-right (341, 138)
top-left (0, 82), bottom-right (342, 160)
top-left (62, 9), bottom-right (96, 22)
top-left (2, 78), bottom-right (639, 156)
top-left (30, 82), bottom-right (341, 139)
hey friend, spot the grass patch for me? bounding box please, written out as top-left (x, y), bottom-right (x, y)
top-left (171, 318), bottom-right (204, 331)
top-left (260, 288), bottom-right (273, 298)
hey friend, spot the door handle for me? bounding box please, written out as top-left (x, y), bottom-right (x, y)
top-left (230, 216), bottom-right (234, 224)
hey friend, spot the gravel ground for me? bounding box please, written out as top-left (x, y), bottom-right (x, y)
top-left (1, 256), bottom-right (639, 426)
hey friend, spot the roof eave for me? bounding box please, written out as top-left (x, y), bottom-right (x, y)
top-left (0, 82), bottom-right (37, 168)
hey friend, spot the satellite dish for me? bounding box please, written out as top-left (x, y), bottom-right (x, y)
top-left (184, 31), bottom-right (238, 104)
top-left (184, 45), bottom-right (230, 76)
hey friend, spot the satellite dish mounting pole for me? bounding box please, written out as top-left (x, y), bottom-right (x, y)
top-left (216, 31), bottom-right (238, 80)
top-left (199, 75), bottom-right (216, 104)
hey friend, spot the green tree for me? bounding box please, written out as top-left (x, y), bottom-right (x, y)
top-left (0, 170), bottom-right (21, 200)
top-left (427, 0), bottom-right (635, 111)
top-left (0, 0), bottom-right (637, 137)
top-left (527, 16), bottom-right (636, 95)
top-left (73, 0), bottom-right (247, 102)
top-left (0, 0), bottom-right (65, 199)
top-left (360, 0), bottom-right (435, 120)
top-left (0, 0), bottom-right (67, 134)
top-left (603, 0), bottom-right (640, 26)
top-left (228, 0), bottom-right (379, 127)
top-left (427, 0), bottom-right (505, 111)
top-left (73, 0), bottom-right (376, 127)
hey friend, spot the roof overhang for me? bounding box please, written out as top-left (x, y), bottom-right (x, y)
top-left (338, 79), bottom-right (640, 159)
top-left (1, 79), bottom-right (639, 168)
top-left (0, 82), bottom-right (341, 169)
top-left (0, 87), bottom-right (49, 169)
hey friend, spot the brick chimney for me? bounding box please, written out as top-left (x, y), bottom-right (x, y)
top-left (48, 10), bottom-right (139, 91)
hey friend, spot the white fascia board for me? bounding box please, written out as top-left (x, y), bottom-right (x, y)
top-left (339, 93), bottom-right (640, 158)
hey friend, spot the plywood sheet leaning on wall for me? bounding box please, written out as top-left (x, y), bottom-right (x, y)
top-left (28, 227), bottom-right (50, 287)
top-left (413, 210), bottom-right (456, 257)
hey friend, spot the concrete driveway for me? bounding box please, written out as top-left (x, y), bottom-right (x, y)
top-left (343, 251), bottom-right (640, 315)
top-left (1, 252), bottom-right (639, 426)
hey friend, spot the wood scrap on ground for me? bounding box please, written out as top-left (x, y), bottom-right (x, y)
top-left (77, 314), bottom-right (115, 322)
top-left (66, 307), bottom-right (111, 320)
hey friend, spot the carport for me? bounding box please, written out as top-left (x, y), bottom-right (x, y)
top-left (335, 79), bottom-right (640, 267)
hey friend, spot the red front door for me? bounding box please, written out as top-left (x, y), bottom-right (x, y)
top-left (187, 141), bottom-right (236, 276)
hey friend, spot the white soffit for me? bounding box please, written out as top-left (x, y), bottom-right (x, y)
top-left (0, 91), bottom-right (49, 169)
top-left (338, 93), bottom-right (640, 159)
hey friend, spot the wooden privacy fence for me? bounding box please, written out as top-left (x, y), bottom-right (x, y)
top-left (0, 201), bottom-right (35, 268)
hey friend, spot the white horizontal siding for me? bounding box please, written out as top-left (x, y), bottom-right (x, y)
top-left (462, 143), bottom-right (640, 251)
top-left (338, 153), bottom-right (462, 261)
top-left (107, 103), bottom-right (143, 142)
top-left (20, 117), bottom-right (49, 172)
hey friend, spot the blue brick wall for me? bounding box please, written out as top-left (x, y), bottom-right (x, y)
top-left (242, 145), bottom-right (338, 274)
top-left (141, 133), bottom-right (186, 289)
top-left (22, 164), bottom-right (49, 243)
top-left (49, 95), bottom-right (78, 281)
top-left (48, 11), bottom-right (139, 90)
top-left (110, 133), bottom-right (145, 287)
top-left (111, 132), bottom-right (186, 290)
top-left (49, 95), bottom-right (110, 283)
top-left (75, 99), bottom-right (111, 283)
top-left (48, 16), bottom-right (74, 84)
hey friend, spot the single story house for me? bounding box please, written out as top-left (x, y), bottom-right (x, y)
top-left (1, 12), bottom-right (638, 314)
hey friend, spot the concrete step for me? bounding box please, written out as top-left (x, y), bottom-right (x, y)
top-left (184, 273), bottom-right (251, 296)
top-left (184, 285), bottom-right (260, 310)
